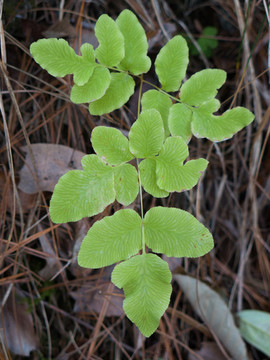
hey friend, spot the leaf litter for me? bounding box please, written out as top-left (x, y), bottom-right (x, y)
top-left (18, 144), bottom-right (85, 194)
top-left (0, 288), bottom-right (39, 356)
top-left (1, 0), bottom-right (269, 358)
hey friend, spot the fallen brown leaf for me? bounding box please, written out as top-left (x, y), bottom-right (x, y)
top-left (18, 143), bottom-right (85, 194)
top-left (189, 342), bottom-right (227, 360)
top-left (162, 254), bottom-right (182, 272)
top-left (70, 266), bottom-right (124, 317)
top-left (42, 17), bottom-right (75, 38)
top-left (0, 171), bottom-right (37, 213)
top-left (37, 224), bottom-right (64, 281)
top-left (71, 282), bottom-right (124, 317)
top-left (0, 288), bottom-right (39, 356)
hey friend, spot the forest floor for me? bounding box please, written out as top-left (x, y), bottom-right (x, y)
top-left (0, 0), bottom-right (270, 359)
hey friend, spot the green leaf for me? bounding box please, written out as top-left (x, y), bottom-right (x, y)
top-left (112, 253), bottom-right (172, 337)
top-left (238, 310), bottom-right (270, 357)
top-left (30, 38), bottom-right (75, 76)
top-left (190, 26), bottom-right (218, 58)
top-left (168, 103), bottom-right (193, 142)
top-left (89, 73), bottom-right (135, 115)
top-left (74, 43), bottom-right (97, 85)
top-left (192, 106), bottom-right (255, 142)
top-left (78, 209), bottom-right (142, 268)
top-left (30, 39), bottom-right (96, 86)
top-left (144, 207), bottom-right (214, 257)
top-left (95, 14), bottom-right (125, 67)
top-left (141, 90), bottom-right (172, 137)
top-left (202, 26), bottom-right (219, 48)
top-left (198, 98), bottom-right (221, 113)
top-left (155, 35), bottom-right (189, 92)
top-left (180, 69), bottom-right (226, 106)
top-left (116, 10), bottom-right (151, 75)
top-left (70, 66), bottom-right (111, 104)
top-left (155, 137), bottom-right (208, 192)
top-left (139, 159), bottom-right (169, 198)
top-left (129, 109), bottom-right (164, 158)
top-left (91, 126), bottom-right (134, 165)
top-left (49, 155), bottom-right (115, 223)
top-left (175, 275), bottom-right (248, 360)
top-left (113, 164), bottom-right (139, 205)
top-left (158, 136), bottom-right (188, 165)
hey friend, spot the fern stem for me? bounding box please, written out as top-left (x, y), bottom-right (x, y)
top-left (136, 74), bottom-right (146, 253)
top-left (137, 158), bottom-right (146, 254)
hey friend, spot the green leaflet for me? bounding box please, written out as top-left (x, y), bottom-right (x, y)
top-left (144, 207), bottom-right (214, 257)
top-left (139, 159), bottom-right (169, 198)
top-left (112, 253), bottom-right (172, 337)
top-left (141, 90), bottom-right (172, 137)
top-left (155, 35), bottom-right (189, 92)
top-left (238, 310), bottom-right (270, 356)
top-left (192, 106), bottom-right (255, 142)
top-left (113, 164), bottom-right (139, 205)
top-left (78, 210), bottom-right (142, 268)
top-left (89, 72), bottom-right (135, 115)
top-left (91, 126), bottom-right (134, 165)
top-left (180, 69), bottom-right (226, 106)
top-left (198, 98), bottom-right (221, 113)
top-left (158, 136), bottom-right (188, 165)
top-left (155, 137), bottom-right (208, 192)
top-left (74, 43), bottom-right (97, 85)
top-left (49, 155), bottom-right (115, 223)
top-left (168, 103), bottom-right (193, 142)
top-left (95, 14), bottom-right (125, 67)
top-left (129, 109), bottom-right (164, 158)
top-left (116, 10), bottom-right (151, 75)
top-left (190, 26), bottom-right (219, 58)
top-left (30, 39), bottom-right (96, 86)
top-left (70, 66), bottom-right (111, 104)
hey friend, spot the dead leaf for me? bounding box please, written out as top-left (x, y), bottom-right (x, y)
top-left (69, 219), bottom-right (92, 278)
top-left (0, 289), bottom-right (39, 356)
top-left (162, 254), bottom-right (182, 272)
top-left (68, 219), bottom-right (123, 316)
top-left (18, 144), bottom-right (85, 194)
top-left (71, 266), bottom-right (124, 317)
top-left (73, 28), bottom-right (99, 54)
top-left (71, 282), bottom-right (124, 317)
top-left (0, 172), bottom-right (37, 213)
top-left (174, 274), bottom-right (248, 360)
top-left (189, 342), bottom-right (227, 360)
top-left (42, 17), bottom-right (75, 38)
top-left (37, 224), bottom-right (64, 280)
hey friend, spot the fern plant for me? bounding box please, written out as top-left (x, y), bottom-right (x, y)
top-left (30, 10), bottom-right (254, 337)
